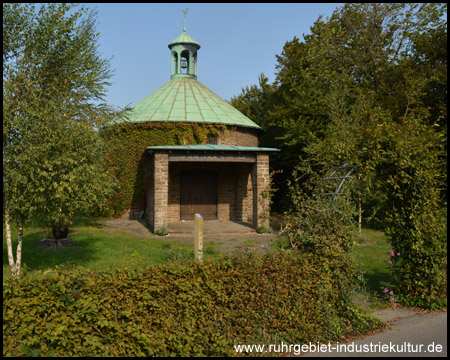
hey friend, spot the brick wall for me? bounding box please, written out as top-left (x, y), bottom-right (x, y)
top-left (217, 127), bottom-right (259, 147)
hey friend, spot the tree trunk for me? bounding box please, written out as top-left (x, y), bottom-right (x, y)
top-left (16, 221), bottom-right (24, 278)
top-left (5, 201), bottom-right (23, 279)
top-left (358, 173), bottom-right (362, 234)
top-left (358, 195), bottom-right (362, 234)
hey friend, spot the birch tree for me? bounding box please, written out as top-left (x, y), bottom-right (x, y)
top-left (3, 3), bottom-right (119, 278)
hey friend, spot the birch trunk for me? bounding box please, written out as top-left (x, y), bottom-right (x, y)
top-left (16, 221), bottom-right (24, 277)
top-left (358, 173), bottom-right (362, 234)
top-left (5, 202), bottom-right (17, 277)
top-left (358, 195), bottom-right (362, 234)
top-left (5, 202), bottom-right (23, 278)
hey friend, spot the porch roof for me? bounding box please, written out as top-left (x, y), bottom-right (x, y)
top-left (146, 144), bottom-right (279, 152)
top-left (146, 144), bottom-right (279, 163)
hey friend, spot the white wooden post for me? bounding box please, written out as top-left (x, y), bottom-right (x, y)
top-left (194, 214), bottom-right (203, 263)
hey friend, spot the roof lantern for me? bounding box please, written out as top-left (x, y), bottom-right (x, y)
top-left (113, 10), bottom-right (262, 131)
top-left (168, 9), bottom-right (200, 80)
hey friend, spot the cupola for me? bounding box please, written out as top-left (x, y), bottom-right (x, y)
top-left (168, 9), bottom-right (200, 79)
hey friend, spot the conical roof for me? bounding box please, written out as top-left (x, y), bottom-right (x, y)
top-left (114, 22), bottom-right (261, 130)
top-left (168, 31), bottom-right (200, 49)
top-left (116, 77), bottom-right (261, 130)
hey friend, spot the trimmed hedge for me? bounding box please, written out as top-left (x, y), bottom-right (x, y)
top-left (3, 250), bottom-right (381, 357)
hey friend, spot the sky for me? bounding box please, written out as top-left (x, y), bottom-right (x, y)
top-left (83, 3), bottom-right (342, 109)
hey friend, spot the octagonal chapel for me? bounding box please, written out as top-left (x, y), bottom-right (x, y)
top-left (115, 22), bottom-right (278, 233)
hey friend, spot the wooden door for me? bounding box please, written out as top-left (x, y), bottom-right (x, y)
top-left (180, 170), bottom-right (217, 220)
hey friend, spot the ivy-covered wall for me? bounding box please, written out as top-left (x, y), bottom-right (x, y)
top-left (102, 122), bottom-right (225, 217)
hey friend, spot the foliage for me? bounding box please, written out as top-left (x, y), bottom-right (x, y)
top-left (3, 3), bottom-right (120, 228)
top-left (231, 3), bottom-right (447, 212)
top-left (276, 168), bottom-right (356, 256)
top-left (3, 250), bottom-right (381, 357)
top-left (155, 225), bottom-right (169, 236)
top-left (231, 3), bottom-right (447, 309)
top-left (101, 122), bottom-right (225, 217)
top-left (256, 226), bottom-right (272, 234)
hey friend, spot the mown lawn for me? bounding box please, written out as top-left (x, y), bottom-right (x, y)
top-left (4, 216), bottom-right (391, 293)
top-left (352, 228), bottom-right (391, 295)
top-left (3, 216), bottom-right (223, 279)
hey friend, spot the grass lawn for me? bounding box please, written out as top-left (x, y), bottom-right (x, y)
top-left (352, 228), bottom-right (391, 296)
top-left (4, 216), bottom-right (391, 295)
top-left (3, 216), bottom-right (224, 279)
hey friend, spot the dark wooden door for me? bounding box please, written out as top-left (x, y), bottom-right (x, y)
top-left (180, 170), bottom-right (217, 220)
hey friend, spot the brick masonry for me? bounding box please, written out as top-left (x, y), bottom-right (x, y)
top-left (145, 126), bottom-right (271, 233)
top-left (217, 127), bottom-right (259, 147)
top-left (252, 154), bottom-right (270, 228)
top-left (151, 153), bottom-right (169, 232)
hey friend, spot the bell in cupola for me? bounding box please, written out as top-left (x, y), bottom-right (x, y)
top-left (168, 8), bottom-right (200, 79)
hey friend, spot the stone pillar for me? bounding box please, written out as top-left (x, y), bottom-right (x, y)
top-left (152, 152), bottom-right (169, 233)
top-left (252, 154), bottom-right (270, 228)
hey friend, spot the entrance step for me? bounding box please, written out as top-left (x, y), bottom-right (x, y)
top-left (168, 220), bottom-right (257, 234)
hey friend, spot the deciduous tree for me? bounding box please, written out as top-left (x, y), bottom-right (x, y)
top-left (3, 3), bottom-right (120, 278)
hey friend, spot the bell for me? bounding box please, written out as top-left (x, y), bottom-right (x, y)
top-left (181, 59), bottom-right (188, 69)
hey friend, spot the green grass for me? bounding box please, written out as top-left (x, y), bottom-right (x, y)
top-left (4, 216), bottom-right (392, 294)
top-left (3, 216), bottom-right (224, 279)
top-left (352, 228), bottom-right (391, 297)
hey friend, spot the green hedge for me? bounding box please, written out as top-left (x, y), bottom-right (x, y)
top-left (3, 250), bottom-right (381, 357)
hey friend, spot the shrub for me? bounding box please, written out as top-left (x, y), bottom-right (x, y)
top-left (3, 251), bottom-right (381, 357)
top-left (384, 205), bottom-right (447, 309)
top-left (155, 225), bottom-right (169, 236)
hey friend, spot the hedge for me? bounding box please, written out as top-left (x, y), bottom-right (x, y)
top-left (3, 250), bottom-right (382, 357)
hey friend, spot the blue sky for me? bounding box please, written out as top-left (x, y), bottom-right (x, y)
top-left (84, 3), bottom-right (341, 109)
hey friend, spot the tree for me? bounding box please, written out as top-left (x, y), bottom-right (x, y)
top-left (3, 3), bottom-right (120, 278)
top-left (231, 3), bottom-right (447, 307)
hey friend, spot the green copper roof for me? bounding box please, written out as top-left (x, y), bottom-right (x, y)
top-left (116, 77), bottom-right (261, 130)
top-left (147, 145), bottom-right (279, 152)
top-left (168, 31), bottom-right (200, 49)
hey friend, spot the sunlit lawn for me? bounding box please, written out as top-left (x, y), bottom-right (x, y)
top-left (4, 215), bottom-right (391, 293)
top-left (352, 228), bottom-right (391, 295)
top-left (3, 216), bottom-right (223, 279)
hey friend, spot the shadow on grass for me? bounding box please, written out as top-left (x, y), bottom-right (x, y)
top-left (352, 228), bottom-right (391, 295)
top-left (3, 229), bottom-right (99, 276)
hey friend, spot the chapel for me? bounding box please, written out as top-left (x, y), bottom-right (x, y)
top-left (116, 19), bottom-right (278, 233)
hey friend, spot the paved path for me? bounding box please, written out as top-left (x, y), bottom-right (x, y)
top-left (300, 307), bottom-right (447, 357)
top-left (97, 218), bottom-right (279, 254)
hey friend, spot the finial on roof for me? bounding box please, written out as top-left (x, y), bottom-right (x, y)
top-left (183, 8), bottom-right (188, 32)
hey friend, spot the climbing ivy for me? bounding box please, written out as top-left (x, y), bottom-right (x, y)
top-left (101, 122), bottom-right (225, 216)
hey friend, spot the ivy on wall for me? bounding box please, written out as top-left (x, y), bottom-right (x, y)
top-left (102, 122), bottom-right (225, 217)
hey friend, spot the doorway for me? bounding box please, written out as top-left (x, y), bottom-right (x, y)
top-left (180, 170), bottom-right (217, 220)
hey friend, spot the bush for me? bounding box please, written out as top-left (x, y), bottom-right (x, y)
top-left (3, 251), bottom-right (381, 357)
top-left (384, 204), bottom-right (447, 309)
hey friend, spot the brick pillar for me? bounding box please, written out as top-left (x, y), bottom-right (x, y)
top-left (152, 152), bottom-right (169, 233)
top-left (236, 164), bottom-right (253, 223)
top-left (252, 154), bottom-right (270, 228)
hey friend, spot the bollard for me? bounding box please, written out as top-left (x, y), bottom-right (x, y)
top-left (194, 214), bottom-right (203, 263)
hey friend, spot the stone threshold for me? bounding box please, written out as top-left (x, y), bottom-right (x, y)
top-left (168, 220), bottom-right (257, 234)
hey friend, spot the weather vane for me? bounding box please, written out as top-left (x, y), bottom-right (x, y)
top-left (183, 8), bottom-right (188, 32)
